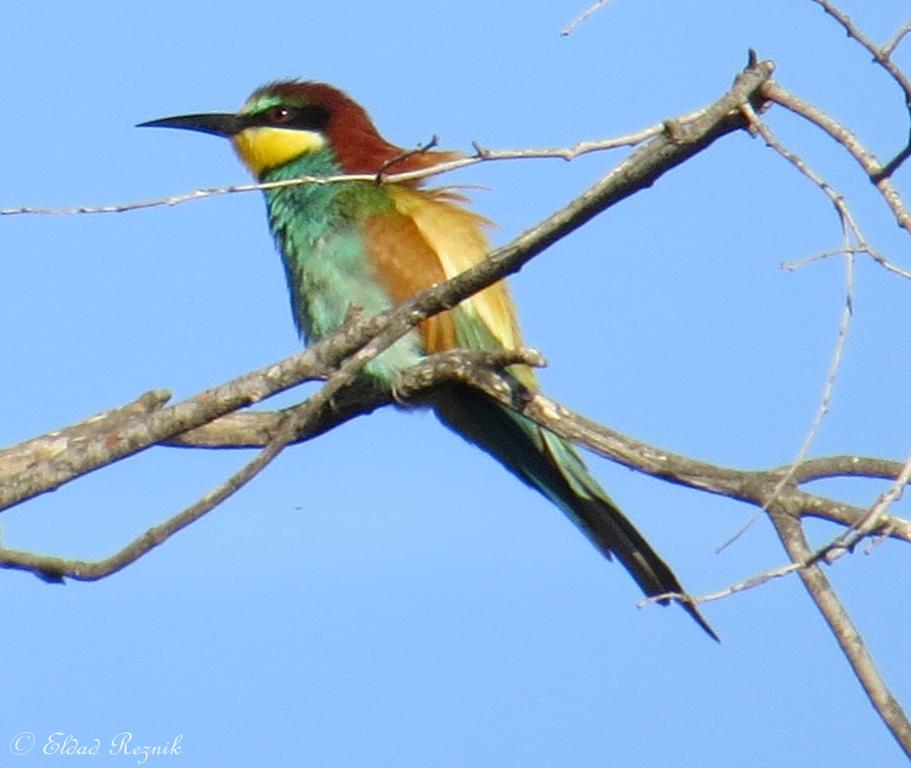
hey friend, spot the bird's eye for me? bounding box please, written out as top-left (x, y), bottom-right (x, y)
top-left (266, 105), bottom-right (295, 124)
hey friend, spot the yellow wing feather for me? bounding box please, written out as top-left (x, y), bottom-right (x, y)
top-left (387, 186), bottom-right (537, 388)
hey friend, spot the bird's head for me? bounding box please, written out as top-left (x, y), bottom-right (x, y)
top-left (139, 80), bottom-right (459, 179)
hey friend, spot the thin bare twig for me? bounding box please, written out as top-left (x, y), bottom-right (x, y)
top-left (782, 246), bottom-right (911, 281)
top-left (812, 0), bottom-right (911, 104)
top-left (0, 127), bottom-right (680, 219)
top-left (642, 561), bottom-right (802, 609)
top-left (715, 103), bottom-right (859, 554)
top-left (883, 18), bottom-right (911, 58)
top-left (739, 101), bottom-right (857, 432)
top-left (822, 451), bottom-right (911, 562)
top-left (561, 0), bottom-right (614, 37)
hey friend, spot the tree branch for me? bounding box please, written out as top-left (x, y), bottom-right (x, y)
top-left (771, 502), bottom-right (911, 759)
top-left (762, 80), bottom-right (911, 236)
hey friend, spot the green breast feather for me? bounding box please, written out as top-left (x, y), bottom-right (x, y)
top-left (262, 149), bottom-right (424, 382)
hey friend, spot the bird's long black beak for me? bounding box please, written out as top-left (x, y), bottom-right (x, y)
top-left (136, 112), bottom-right (244, 137)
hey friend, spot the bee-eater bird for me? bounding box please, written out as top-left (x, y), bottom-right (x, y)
top-left (140, 81), bottom-right (715, 639)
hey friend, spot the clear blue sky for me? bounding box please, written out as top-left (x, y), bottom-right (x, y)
top-left (2, 1), bottom-right (909, 765)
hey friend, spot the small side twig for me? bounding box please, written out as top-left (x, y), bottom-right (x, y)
top-left (375, 134), bottom-right (440, 181)
top-left (812, 0), bottom-right (911, 107)
top-left (715, 102), bottom-right (858, 553)
top-left (561, 0), bottom-right (614, 37)
top-left (820, 451), bottom-right (911, 562)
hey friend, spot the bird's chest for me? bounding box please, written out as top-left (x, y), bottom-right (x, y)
top-left (264, 183), bottom-right (424, 381)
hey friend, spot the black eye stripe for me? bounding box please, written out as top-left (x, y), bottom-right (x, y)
top-left (244, 104), bottom-right (331, 132)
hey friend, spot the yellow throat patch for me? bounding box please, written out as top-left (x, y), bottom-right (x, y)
top-left (231, 126), bottom-right (326, 177)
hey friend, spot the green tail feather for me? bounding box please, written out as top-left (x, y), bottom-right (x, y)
top-left (433, 385), bottom-right (718, 641)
